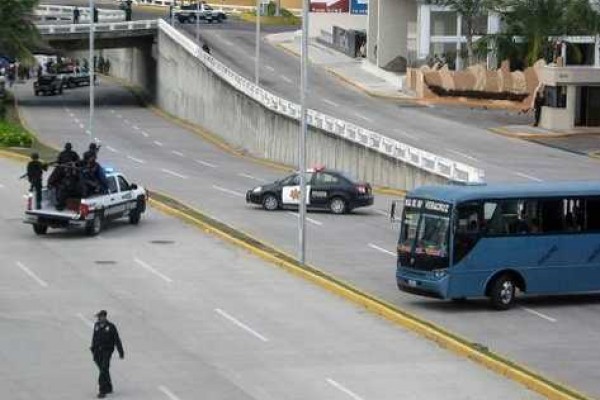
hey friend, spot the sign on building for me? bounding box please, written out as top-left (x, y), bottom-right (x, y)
top-left (350, 0), bottom-right (367, 14)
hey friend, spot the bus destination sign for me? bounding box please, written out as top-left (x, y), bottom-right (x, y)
top-left (404, 198), bottom-right (451, 214)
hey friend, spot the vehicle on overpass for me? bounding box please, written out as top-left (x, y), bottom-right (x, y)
top-left (246, 167), bottom-right (373, 214)
top-left (24, 167), bottom-right (147, 236)
top-left (174, 2), bottom-right (226, 23)
top-left (33, 75), bottom-right (63, 96)
top-left (392, 181), bottom-right (600, 309)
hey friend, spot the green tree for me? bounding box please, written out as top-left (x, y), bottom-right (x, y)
top-left (0, 0), bottom-right (41, 63)
top-left (428, 0), bottom-right (497, 67)
top-left (499, 0), bottom-right (600, 66)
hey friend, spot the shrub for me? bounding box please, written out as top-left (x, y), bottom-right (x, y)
top-left (0, 120), bottom-right (34, 147)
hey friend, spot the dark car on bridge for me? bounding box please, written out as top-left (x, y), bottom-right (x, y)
top-left (246, 167), bottom-right (374, 214)
top-left (34, 75), bottom-right (63, 96)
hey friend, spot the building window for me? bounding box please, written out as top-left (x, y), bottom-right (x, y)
top-left (461, 14), bottom-right (488, 35)
top-left (544, 86), bottom-right (567, 108)
top-left (430, 11), bottom-right (458, 36)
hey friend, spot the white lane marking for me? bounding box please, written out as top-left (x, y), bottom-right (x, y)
top-left (394, 129), bottom-right (418, 140)
top-left (281, 75), bottom-right (293, 84)
top-left (171, 150), bottom-right (185, 157)
top-left (238, 172), bottom-right (266, 182)
top-left (158, 385), bottom-right (182, 400)
top-left (326, 378), bottom-right (365, 400)
top-left (154, 140), bottom-right (164, 147)
top-left (514, 171), bottom-right (543, 182)
top-left (161, 168), bottom-right (188, 179)
top-left (76, 313), bottom-right (95, 329)
top-left (79, 123), bottom-right (85, 129)
top-left (265, 65), bottom-right (275, 72)
top-left (356, 113), bottom-right (373, 123)
top-left (127, 155), bottom-right (146, 164)
top-left (16, 261), bottom-right (48, 288)
top-left (224, 40), bottom-right (234, 46)
top-left (196, 159), bottom-right (216, 168)
top-left (0, 183), bottom-right (5, 189)
top-left (110, 109), bottom-right (116, 114)
top-left (133, 258), bottom-right (173, 283)
top-left (117, 114), bottom-right (123, 119)
top-left (522, 307), bottom-right (557, 323)
top-left (74, 117), bottom-right (80, 124)
top-left (65, 107), bottom-right (71, 112)
top-left (212, 185), bottom-right (245, 198)
top-left (133, 125), bottom-right (140, 130)
top-left (124, 119), bottom-right (131, 125)
top-left (69, 112), bottom-right (75, 118)
top-left (141, 131), bottom-right (150, 137)
top-left (286, 211), bottom-right (323, 226)
top-left (323, 98), bottom-right (339, 107)
top-left (215, 308), bottom-right (269, 342)
top-left (368, 243), bottom-right (396, 257)
top-left (447, 148), bottom-right (479, 162)
top-left (106, 146), bottom-right (119, 153)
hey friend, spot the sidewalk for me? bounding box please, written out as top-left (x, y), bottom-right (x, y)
top-left (491, 124), bottom-right (600, 138)
top-left (266, 31), bottom-right (412, 100)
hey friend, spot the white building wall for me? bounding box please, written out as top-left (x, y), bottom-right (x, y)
top-left (377, 0), bottom-right (417, 69)
top-left (309, 13), bottom-right (367, 37)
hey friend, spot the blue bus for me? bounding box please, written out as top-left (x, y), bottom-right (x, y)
top-left (393, 182), bottom-right (600, 309)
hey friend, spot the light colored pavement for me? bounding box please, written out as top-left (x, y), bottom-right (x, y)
top-left (0, 157), bottom-right (541, 399)
top-left (12, 79), bottom-right (600, 397)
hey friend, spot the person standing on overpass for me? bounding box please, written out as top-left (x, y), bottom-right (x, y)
top-left (73, 6), bottom-right (80, 24)
top-left (90, 310), bottom-right (124, 398)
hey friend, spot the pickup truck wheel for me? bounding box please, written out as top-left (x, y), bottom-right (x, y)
top-left (59, 87), bottom-right (63, 95)
top-left (33, 224), bottom-right (48, 235)
top-left (217, 15), bottom-right (224, 23)
top-left (85, 212), bottom-right (103, 236)
top-left (34, 91), bottom-right (39, 96)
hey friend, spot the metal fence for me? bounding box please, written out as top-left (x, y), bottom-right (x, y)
top-left (36, 20), bottom-right (158, 35)
top-left (35, 5), bottom-right (126, 23)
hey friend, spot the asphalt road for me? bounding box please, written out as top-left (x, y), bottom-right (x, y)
top-left (13, 77), bottom-right (600, 397)
top-left (0, 157), bottom-right (541, 400)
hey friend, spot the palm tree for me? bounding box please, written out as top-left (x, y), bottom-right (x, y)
top-left (0, 0), bottom-right (41, 63)
top-left (428, 0), bottom-right (497, 67)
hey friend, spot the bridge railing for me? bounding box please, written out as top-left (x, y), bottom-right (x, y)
top-left (35, 5), bottom-right (126, 23)
top-left (36, 20), bottom-right (158, 35)
top-left (157, 19), bottom-right (484, 183)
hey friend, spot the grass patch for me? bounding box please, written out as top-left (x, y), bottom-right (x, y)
top-left (0, 92), bottom-right (58, 162)
top-left (240, 5), bottom-right (300, 26)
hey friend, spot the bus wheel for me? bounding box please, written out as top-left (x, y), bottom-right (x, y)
top-left (489, 275), bottom-right (516, 310)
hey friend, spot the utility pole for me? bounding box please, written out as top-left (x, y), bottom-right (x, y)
top-left (254, 0), bottom-right (261, 85)
top-left (298, 0), bottom-right (308, 264)
top-left (88, 0), bottom-right (95, 143)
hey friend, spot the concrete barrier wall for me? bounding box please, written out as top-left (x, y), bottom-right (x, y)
top-left (155, 28), bottom-right (447, 190)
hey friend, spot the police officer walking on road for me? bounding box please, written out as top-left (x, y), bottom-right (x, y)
top-left (90, 310), bottom-right (124, 398)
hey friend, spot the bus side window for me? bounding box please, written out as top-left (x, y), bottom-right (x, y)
top-left (585, 197), bottom-right (600, 231)
top-left (454, 202), bottom-right (483, 263)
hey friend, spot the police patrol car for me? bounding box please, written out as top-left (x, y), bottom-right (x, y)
top-left (246, 167), bottom-right (374, 214)
top-left (24, 167), bottom-right (147, 236)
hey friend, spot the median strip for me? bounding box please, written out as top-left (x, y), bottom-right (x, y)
top-left (147, 189), bottom-right (591, 400)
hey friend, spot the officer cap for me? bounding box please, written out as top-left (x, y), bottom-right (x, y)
top-left (95, 310), bottom-right (107, 317)
top-left (31, 152), bottom-right (39, 160)
top-left (89, 142), bottom-right (97, 150)
top-left (65, 142), bottom-right (72, 150)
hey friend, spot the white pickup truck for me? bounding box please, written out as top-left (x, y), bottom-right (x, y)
top-left (174, 3), bottom-right (226, 23)
top-left (24, 170), bottom-right (147, 236)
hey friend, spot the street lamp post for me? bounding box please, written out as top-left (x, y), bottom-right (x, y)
top-left (254, 0), bottom-right (261, 85)
top-left (88, 0), bottom-right (95, 143)
top-left (298, 0), bottom-right (309, 264)
top-left (196, 1), bottom-right (200, 44)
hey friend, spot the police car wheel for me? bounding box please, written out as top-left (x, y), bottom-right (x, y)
top-left (86, 213), bottom-right (103, 236)
top-left (262, 194), bottom-right (279, 211)
top-left (329, 197), bottom-right (347, 214)
top-left (33, 224), bottom-right (48, 235)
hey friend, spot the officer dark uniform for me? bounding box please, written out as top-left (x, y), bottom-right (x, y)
top-left (26, 153), bottom-right (47, 209)
top-left (57, 142), bottom-right (80, 165)
top-left (90, 310), bottom-right (124, 398)
top-left (83, 142), bottom-right (99, 163)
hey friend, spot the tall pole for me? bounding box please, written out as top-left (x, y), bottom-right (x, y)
top-left (298, 0), bottom-right (308, 264)
top-left (254, 0), bottom-right (260, 85)
top-left (195, 1), bottom-right (200, 44)
top-left (89, 0), bottom-right (95, 143)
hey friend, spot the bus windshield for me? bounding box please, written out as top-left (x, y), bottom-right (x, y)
top-left (399, 199), bottom-right (451, 270)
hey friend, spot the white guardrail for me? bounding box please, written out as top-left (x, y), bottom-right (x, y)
top-left (35, 5), bottom-right (126, 22)
top-left (132, 0), bottom-right (302, 16)
top-left (36, 19), bottom-right (157, 35)
top-left (33, 10), bottom-right (484, 183)
top-left (156, 20), bottom-right (484, 183)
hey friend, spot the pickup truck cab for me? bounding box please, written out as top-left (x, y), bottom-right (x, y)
top-left (34, 75), bottom-right (63, 96)
top-left (175, 3), bottom-right (226, 23)
top-left (57, 68), bottom-right (91, 88)
top-left (24, 169), bottom-right (147, 236)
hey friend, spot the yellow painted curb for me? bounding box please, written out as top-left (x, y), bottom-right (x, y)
top-left (489, 126), bottom-right (600, 139)
top-left (148, 190), bottom-right (590, 400)
top-left (0, 149), bottom-right (30, 163)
